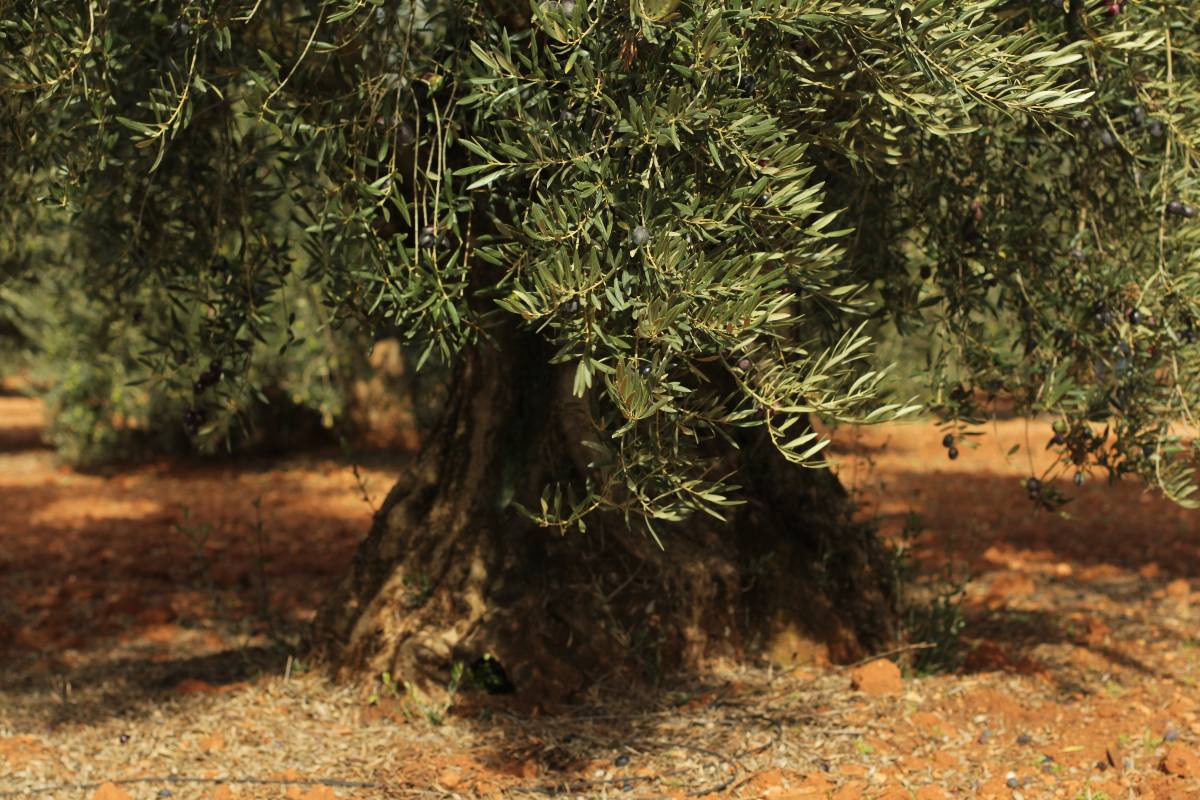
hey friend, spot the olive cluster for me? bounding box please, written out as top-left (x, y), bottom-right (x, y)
top-left (941, 432), bottom-right (959, 460)
top-left (1025, 476), bottom-right (1041, 499)
top-left (192, 360), bottom-right (223, 396)
top-left (1080, 104), bottom-right (1167, 153)
top-left (1058, 423), bottom-right (1105, 469)
top-left (1023, 474), bottom-right (1069, 511)
top-left (1166, 200), bottom-right (1197, 218)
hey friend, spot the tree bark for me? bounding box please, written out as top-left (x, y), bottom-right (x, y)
top-left (313, 332), bottom-right (897, 699)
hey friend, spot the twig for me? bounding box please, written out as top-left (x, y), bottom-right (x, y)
top-left (338, 432), bottom-right (378, 513)
top-left (844, 641), bottom-right (936, 669)
top-left (350, 459), bottom-right (378, 513)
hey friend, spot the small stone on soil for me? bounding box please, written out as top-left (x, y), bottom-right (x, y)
top-left (437, 769), bottom-right (464, 790)
top-left (615, 754), bottom-right (630, 767)
top-left (848, 659), bottom-right (903, 695)
top-left (92, 783), bottom-right (133, 800)
top-left (1016, 733), bottom-right (1032, 745)
top-left (1161, 744), bottom-right (1200, 778)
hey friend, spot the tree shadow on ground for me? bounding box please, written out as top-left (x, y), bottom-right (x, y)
top-left (0, 431), bottom-right (408, 730)
top-left (859, 466), bottom-right (1200, 579)
top-left (0, 425), bottom-right (46, 453)
top-left (0, 494), bottom-right (383, 651)
top-left (2, 406), bottom-right (1195, 736)
top-left (0, 394), bottom-right (46, 452)
top-left (837, 453), bottom-right (1199, 695)
top-left (449, 684), bottom-right (791, 796)
top-left (0, 645), bottom-right (290, 730)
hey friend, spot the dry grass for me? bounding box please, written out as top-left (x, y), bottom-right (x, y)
top-left (3, 395), bottom-right (1200, 799)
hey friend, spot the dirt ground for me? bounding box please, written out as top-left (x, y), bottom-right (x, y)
top-left (2, 389), bottom-right (1199, 800)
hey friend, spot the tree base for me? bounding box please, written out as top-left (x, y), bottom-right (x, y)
top-left (312, 341), bottom-right (896, 701)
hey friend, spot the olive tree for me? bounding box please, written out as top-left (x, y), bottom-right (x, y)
top-left (2, 0), bottom-right (1197, 695)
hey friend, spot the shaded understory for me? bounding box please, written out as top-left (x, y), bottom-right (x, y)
top-left (1, 394), bottom-right (1199, 799)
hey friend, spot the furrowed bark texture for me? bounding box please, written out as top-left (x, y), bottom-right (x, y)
top-left (314, 334), bottom-right (896, 699)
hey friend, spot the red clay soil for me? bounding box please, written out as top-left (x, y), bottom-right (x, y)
top-left (2, 390), bottom-right (1200, 800)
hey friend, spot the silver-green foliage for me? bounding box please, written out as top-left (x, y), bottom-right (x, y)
top-left (2, 0), bottom-right (1197, 527)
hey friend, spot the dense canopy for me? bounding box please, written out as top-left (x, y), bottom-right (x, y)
top-left (4, 0), bottom-right (1200, 529)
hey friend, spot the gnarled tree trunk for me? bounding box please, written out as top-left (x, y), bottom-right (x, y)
top-left (313, 331), bottom-right (896, 699)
